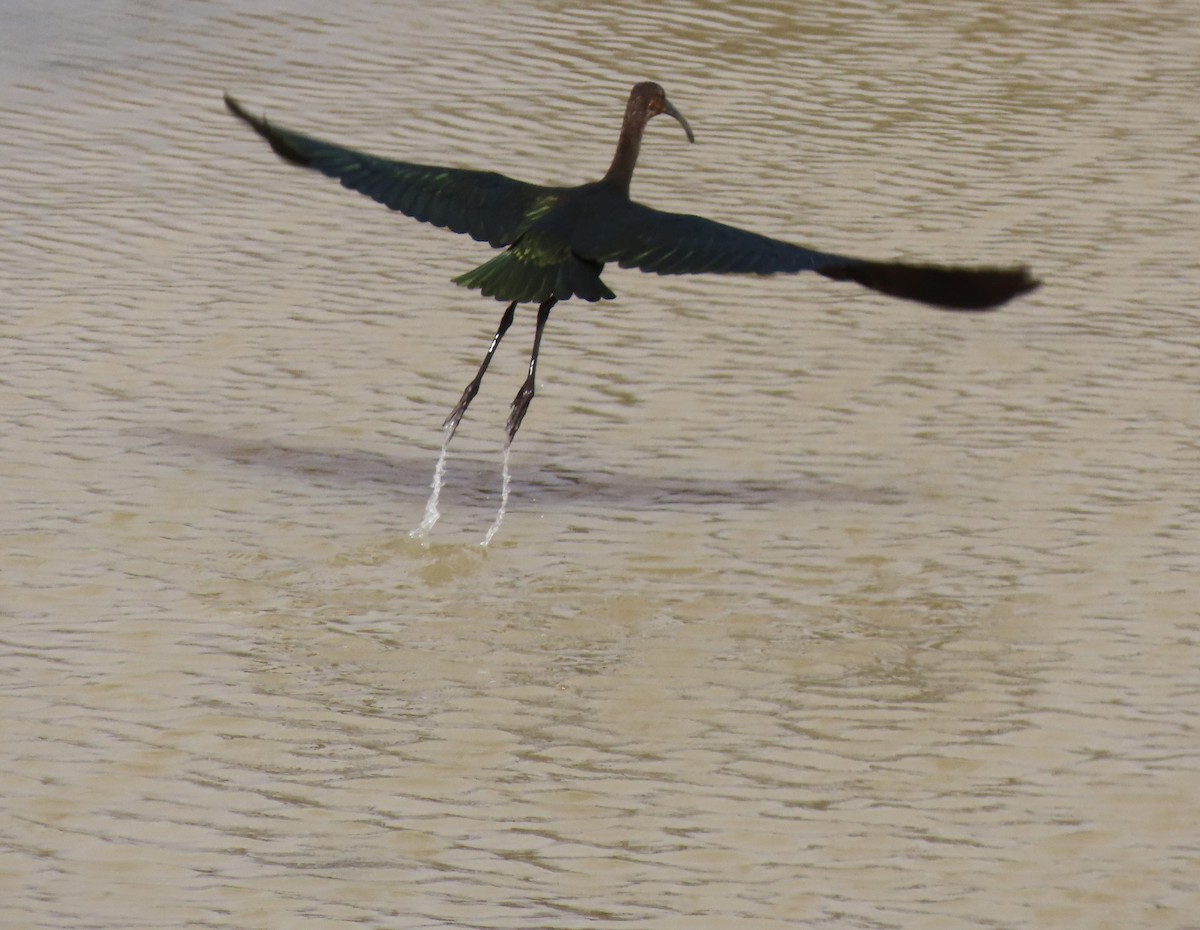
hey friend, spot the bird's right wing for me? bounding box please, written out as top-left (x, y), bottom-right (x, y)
top-left (225, 95), bottom-right (551, 248)
top-left (574, 200), bottom-right (1038, 310)
top-left (573, 200), bottom-right (846, 276)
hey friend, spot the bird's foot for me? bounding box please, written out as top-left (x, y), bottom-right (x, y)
top-left (505, 375), bottom-right (536, 444)
top-left (443, 378), bottom-right (481, 441)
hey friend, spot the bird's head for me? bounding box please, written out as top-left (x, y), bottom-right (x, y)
top-left (630, 82), bottom-right (695, 143)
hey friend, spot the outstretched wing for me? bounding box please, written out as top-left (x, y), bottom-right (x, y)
top-left (575, 200), bottom-right (1038, 310)
top-left (573, 200), bottom-right (848, 275)
top-left (224, 94), bottom-right (551, 248)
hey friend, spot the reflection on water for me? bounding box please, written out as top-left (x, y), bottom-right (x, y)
top-left (4, 1), bottom-right (1199, 928)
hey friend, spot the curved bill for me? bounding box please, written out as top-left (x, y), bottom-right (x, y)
top-left (663, 99), bottom-right (695, 143)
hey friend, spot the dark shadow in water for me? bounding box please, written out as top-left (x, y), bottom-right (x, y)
top-left (138, 427), bottom-right (902, 509)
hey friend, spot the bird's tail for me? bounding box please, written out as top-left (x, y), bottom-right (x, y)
top-left (454, 247), bottom-right (616, 303)
top-left (818, 261), bottom-right (1039, 311)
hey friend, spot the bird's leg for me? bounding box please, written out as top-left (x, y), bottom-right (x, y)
top-left (443, 300), bottom-right (518, 440)
top-left (505, 297), bottom-right (557, 445)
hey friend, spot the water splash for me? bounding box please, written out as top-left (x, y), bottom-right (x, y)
top-left (481, 441), bottom-right (512, 546)
top-left (410, 424), bottom-right (453, 540)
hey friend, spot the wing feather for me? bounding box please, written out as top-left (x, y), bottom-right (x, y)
top-left (225, 95), bottom-right (549, 248)
top-left (574, 201), bottom-right (845, 276)
top-left (575, 200), bottom-right (1038, 310)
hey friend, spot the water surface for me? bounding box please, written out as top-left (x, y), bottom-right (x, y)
top-left (3, 1), bottom-right (1198, 928)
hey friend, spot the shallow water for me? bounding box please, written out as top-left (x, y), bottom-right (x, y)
top-left (3, 1), bottom-right (1199, 928)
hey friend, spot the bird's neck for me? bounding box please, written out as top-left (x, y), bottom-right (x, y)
top-left (600, 114), bottom-right (647, 196)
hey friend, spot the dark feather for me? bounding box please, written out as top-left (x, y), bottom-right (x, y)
top-left (817, 261), bottom-right (1040, 311)
top-left (454, 230), bottom-right (614, 303)
top-left (572, 200), bottom-right (1038, 310)
top-left (223, 94), bottom-right (550, 248)
top-left (572, 201), bottom-right (842, 276)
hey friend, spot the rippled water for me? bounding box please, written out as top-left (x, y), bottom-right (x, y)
top-left (4, 1), bottom-right (1198, 928)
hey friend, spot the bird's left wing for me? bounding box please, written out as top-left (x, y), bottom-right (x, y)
top-left (225, 95), bottom-right (551, 248)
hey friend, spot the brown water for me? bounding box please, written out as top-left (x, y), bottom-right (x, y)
top-left (4, 1), bottom-right (1198, 928)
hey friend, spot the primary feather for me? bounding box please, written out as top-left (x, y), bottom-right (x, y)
top-left (224, 94), bottom-right (549, 249)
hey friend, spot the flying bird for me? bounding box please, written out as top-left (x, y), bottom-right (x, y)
top-left (224, 82), bottom-right (1038, 446)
